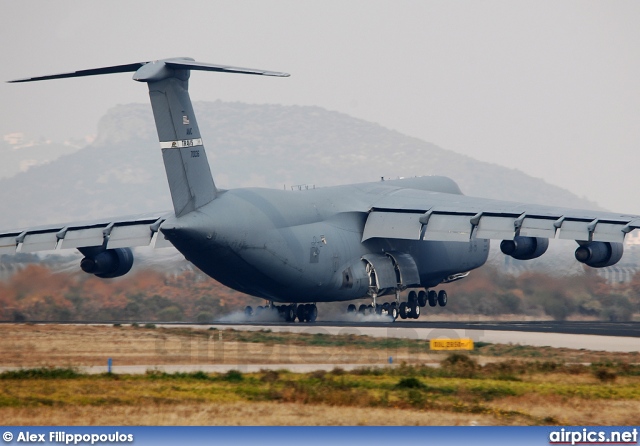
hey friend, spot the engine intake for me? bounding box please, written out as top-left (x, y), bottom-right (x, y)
top-left (575, 242), bottom-right (623, 268)
top-left (80, 247), bottom-right (134, 278)
top-left (500, 236), bottom-right (549, 260)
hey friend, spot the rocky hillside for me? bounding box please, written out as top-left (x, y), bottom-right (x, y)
top-left (0, 101), bottom-right (601, 229)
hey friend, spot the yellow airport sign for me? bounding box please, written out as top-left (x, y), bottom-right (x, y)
top-left (430, 338), bottom-right (474, 351)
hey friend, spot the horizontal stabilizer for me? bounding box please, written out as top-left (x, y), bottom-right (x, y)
top-left (163, 59), bottom-right (289, 77)
top-left (8, 58), bottom-right (289, 83)
top-left (8, 62), bottom-right (145, 83)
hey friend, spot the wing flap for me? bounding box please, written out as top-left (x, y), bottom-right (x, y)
top-left (422, 214), bottom-right (473, 242)
top-left (476, 216), bottom-right (516, 240)
top-left (0, 235), bottom-right (19, 255)
top-left (21, 232), bottom-right (59, 253)
top-left (519, 217), bottom-right (558, 238)
top-left (0, 213), bottom-right (172, 255)
top-left (557, 220), bottom-right (591, 241)
top-left (106, 225), bottom-right (154, 249)
top-left (362, 211), bottom-right (422, 241)
top-left (59, 227), bottom-right (105, 249)
top-left (592, 223), bottom-right (626, 243)
top-left (363, 190), bottom-right (638, 245)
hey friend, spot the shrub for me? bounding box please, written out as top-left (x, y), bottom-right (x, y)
top-left (593, 368), bottom-right (616, 383)
top-left (222, 370), bottom-right (243, 382)
top-left (395, 377), bottom-right (426, 390)
top-left (441, 354), bottom-right (478, 378)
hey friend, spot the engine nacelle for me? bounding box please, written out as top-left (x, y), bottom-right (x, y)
top-left (80, 247), bottom-right (134, 278)
top-left (500, 236), bottom-right (549, 260)
top-left (575, 241), bottom-right (623, 268)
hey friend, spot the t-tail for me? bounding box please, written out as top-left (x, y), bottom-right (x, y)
top-left (9, 58), bottom-right (289, 217)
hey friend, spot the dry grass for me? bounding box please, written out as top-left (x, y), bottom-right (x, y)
top-left (0, 324), bottom-right (442, 367)
top-left (1, 324), bottom-right (639, 426)
top-left (487, 394), bottom-right (640, 425)
top-left (2, 324), bottom-right (638, 368)
top-left (0, 402), bottom-right (499, 426)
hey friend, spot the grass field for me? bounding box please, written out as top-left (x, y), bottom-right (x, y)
top-left (0, 324), bottom-right (638, 425)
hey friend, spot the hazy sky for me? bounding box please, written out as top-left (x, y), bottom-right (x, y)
top-left (1, 1), bottom-right (639, 212)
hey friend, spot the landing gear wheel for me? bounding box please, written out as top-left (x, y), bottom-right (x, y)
top-left (418, 290), bottom-right (428, 307)
top-left (244, 306), bottom-right (253, 317)
top-left (408, 290), bottom-right (418, 304)
top-left (390, 302), bottom-right (398, 320)
top-left (437, 290), bottom-right (448, 307)
top-left (285, 305), bottom-right (296, 322)
top-left (410, 301), bottom-right (420, 319)
top-left (308, 304), bottom-right (318, 322)
top-left (375, 304), bottom-right (382, 315)
top-left (428, 290), bottom-right (438, 307)
top-left (347, 304), bottom-right (356, 314)
top-left (399, 302), bottom-right (407, 319)
top-left (382, 302), bottom-right (390, 315)
top-left (358, 304), bottom-right (368, 315)
top-left (297, 305), bottom-right (307, 322)
top-left (256, 306), bottom-right (264, 316)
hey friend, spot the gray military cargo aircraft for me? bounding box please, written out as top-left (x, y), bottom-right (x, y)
top-left (1, 58), bottom-right (637, 322)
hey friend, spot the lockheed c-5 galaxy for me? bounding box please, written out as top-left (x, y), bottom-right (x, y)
top-left (1, 58), bottom-right (637, 323)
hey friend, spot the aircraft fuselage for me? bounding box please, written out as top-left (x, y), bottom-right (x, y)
top-left (161, 176), bottom-right (490, 303)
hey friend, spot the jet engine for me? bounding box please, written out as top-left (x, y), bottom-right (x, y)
top-left (79, 247), bottom-right (134, 278)
top-left (500, 236), bottom-right (549, 260)
top-left (574, 241), bottom-right (623, 268)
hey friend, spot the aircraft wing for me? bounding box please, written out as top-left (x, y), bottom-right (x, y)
top-left (362, 188), bottom-right (640, 243)
top-left (0, 212), bottom-right (173, 255)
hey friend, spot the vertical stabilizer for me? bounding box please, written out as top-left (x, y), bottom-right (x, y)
top-left (146, 72), bottom-right (216, 217)
top-left (8, 57), bottom-right (289, 218)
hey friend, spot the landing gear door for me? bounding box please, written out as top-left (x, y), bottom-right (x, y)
top-left (361, 253), bottom-right (397, 292)
top-left (386, 251), bottom-right (421, 289)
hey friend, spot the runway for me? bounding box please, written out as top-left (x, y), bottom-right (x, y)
top-left (2, 320), bottom-right (637, 354)
top-left (210, 320), bottom-right (640, 338)
top-left (4, 319), bottom-right (638, 337)
top-left (193, 321), bottom-right (639, 353)
top-left (0, 320), bottom-right (637, 376)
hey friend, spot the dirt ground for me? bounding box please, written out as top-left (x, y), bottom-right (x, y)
top-left (0, 323), bottom-right (449, 368)
top-left (1, 323), bottom-right (638, 426)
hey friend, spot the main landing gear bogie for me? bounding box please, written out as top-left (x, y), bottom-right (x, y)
top-left (348, 301), bottom-right (399, 320)
top-left (399, 288), bottom-right (448, 319)
top-left (244, 303), bottom-right (318, 323)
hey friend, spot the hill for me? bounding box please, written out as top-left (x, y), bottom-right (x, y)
top-left (0, 101), bottom-right (601, 229)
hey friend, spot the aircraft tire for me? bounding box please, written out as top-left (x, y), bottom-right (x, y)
top-left (437, 290), bottom-right (448, 307)
top-left (428, 290), bottom-right (438, 307)
top-left (390, 304), bottom-right (398, 320)
top-left (418, 290), bottom-right (428, 307)
top-left (411, 302), bottom-right (420, 319)
top-left (285, 305), bottom-right (296, 322)
top-left (399, 302), bottom-right (407, 319)
top-left (244, 306), bottom-right (253, 317)
top-left (347, 304), bottom-right (356, 313)
top-left (358, 304), bottom-right (368, 315)
top-left (297, 304), bottom-right (307, 322)
top-left (408, 290), bottom-right (418, 304)
top-left (308, 304), bottom-right (318, 322)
